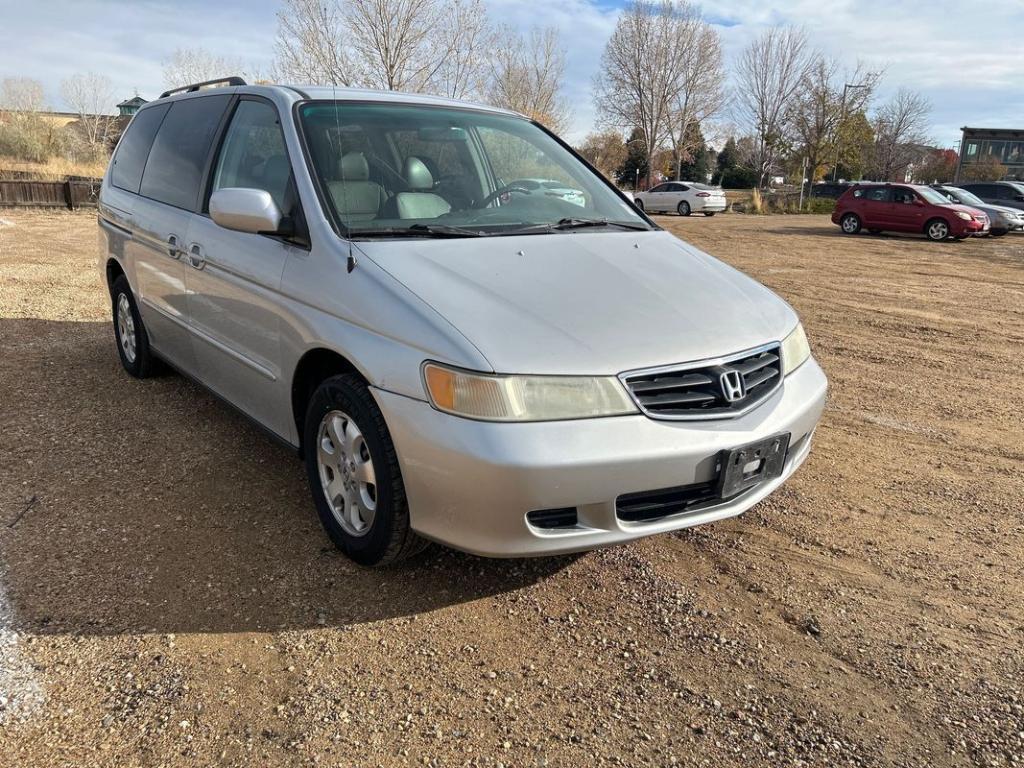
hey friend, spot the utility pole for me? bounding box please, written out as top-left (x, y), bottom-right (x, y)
top-left (832, 83), bottom-right (869, 182)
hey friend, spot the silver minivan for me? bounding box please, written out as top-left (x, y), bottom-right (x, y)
top-left (98, 78), bottom-right (827, 566)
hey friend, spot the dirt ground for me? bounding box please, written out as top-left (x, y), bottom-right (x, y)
top-left (0, 209), bottom-right (1022, 768)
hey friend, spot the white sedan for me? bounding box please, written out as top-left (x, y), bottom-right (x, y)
top-left (634, 182), bottom-right (727, 216)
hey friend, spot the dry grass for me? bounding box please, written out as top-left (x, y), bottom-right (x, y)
top-left (0, 155), bottom-right (108, 180)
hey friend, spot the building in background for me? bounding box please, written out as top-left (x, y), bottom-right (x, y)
top-left (116, 96), bottom-right (147, 118)
top-left (956, 127), bottom-right (1024, 182)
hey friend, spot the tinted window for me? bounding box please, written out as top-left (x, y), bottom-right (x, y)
top-left (892, 188), bottom-right (916, 204)
top-left (649, 184), bottom-right (668, 193)
top-left (211, 99), bottom-right (292, 213)
top-left (110, 104), bottom-right (170, 193)
top-left (141, 95), bottom-right (231, 210)
top-left (865, 187), bottom-right (891, 202)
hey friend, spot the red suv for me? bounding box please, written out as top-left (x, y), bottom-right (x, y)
top-left (831, 183), bottom-right (989, 241)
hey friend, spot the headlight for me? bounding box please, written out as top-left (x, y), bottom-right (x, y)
top-left (955, 211), bottom-right (973, 221)
top-left (422, 363), bottom-right (638, 422)
top-left (781, 322), bottom-right (811, 375)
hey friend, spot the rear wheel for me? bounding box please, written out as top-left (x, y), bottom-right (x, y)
top-left (840, 213), bottom-right (862, 234)
top-left (991, 228), bottom-right (1008, 237)
top-left (111, 274), bottom-right (162, 378)
top-left (303, 373), bottom-right (427, 567)
top-left (677, 200), bottom-right (691, 216)
top-left (925, 218), bottom-right (950, 241)
top-left (633, 199), bottom-right (644, 212)
top-left (703, 212), bottom-right (716, 217)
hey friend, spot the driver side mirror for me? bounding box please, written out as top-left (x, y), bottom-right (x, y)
top-left (210, 188), bottom-right (287, 235)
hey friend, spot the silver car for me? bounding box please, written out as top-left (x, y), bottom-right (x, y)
top-left (98, 78), bottom-right (827, 566)
top-left (633, 182), bottom-right (728, 216)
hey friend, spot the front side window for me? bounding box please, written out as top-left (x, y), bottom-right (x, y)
top-left (140, 95), bottom-right (231, 210)
top-left (211, 100), bottom-right (292, 213)
top-left (298, 101), bottom-right (647, 237)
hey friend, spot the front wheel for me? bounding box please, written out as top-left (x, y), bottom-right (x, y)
top-left (111, 274), bottom-right (162, 378)
top-left (991, 229), bottom-right (1008, 238)
top-left (840, 213), bottom-right (861, 234)
top-left (925, 219), bottom-right (950, 241)
top-left (633, 199), bottom-right (644, 212)
top-left (303, 373), bottom-right (427, 567)
top-left (677, 200), bottom-right (691, 216)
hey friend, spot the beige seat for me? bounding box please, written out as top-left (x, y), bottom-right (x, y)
top-left (393, 157), bottom-right (451, 219)
top-left (328, 153), bottom-right (386, 222)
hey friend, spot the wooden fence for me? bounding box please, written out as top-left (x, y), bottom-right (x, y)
top-left (0, 178), bottom-right (101, 209)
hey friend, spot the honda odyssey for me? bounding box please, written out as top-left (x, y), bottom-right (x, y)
top-left (98, 78), bottom-right (827, 566)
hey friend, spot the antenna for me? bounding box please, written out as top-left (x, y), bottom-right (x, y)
top-left (329, 58), bottom-right (356, 272)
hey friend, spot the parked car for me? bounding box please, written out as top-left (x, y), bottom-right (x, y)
top-left (633, 182), bottom-right (728, 216)
top-left (99, 77), bottom-right (826, 566)
top-left (957, 181), bottom-right (1024, 212)
top-left (808, 181), bottom-right (850, 200)
top-left (831, 183), bottom-right (989, 241)
top-left (508, 178), bottom-right (586, 207)
top-left (931, 185), bottom-right (1024, 236)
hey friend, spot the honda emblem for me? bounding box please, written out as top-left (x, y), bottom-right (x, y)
top-left (719, 369), bottom-right (745, 402)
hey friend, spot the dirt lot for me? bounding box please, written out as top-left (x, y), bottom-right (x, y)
top-left (1, 210), bottom-right (1022, 768)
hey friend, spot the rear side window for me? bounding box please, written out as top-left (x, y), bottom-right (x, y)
top-left (140, 95), bottom-right (231, 210)
top-left (865, 187), bottom-right (891, 202)
top-left (110, 104), bottom-right (170, 193)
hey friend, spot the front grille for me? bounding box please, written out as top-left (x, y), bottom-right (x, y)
top-left (622, 344), bottom-right (782, 420)
top-left (526, 507), bottom-right (578, 529)
top-left (616, 481), bottom-right (722, 522)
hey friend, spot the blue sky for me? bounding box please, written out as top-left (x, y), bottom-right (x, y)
top-left (1, 0), bottom-right (1022, 149)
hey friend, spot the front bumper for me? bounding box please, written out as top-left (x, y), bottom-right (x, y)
top-left (374, 358), bottom-right (828, 557)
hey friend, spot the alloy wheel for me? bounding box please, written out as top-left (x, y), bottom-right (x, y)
top-left (928, 221), bottom-right (949, 240)
top-left (316, 409), bottom-right (377, 537)
top-left (116, 293), bottom-right (137, 363)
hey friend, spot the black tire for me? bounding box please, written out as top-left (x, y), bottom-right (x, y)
top-left (111, 274), bottom-right (162, 378)
top-left (925, 218), bottom-right (950, 241)
top-left (633, 198), bottom-right (644, 212)
top-left (303, 373), bottom-right (427, 567)
top-left (991, 229), bottom-right (1008, 238)
top-left (703, 212), bottom-right (716, 217)
top-left (678, 200), bottom-right (691, 216)
top-left (868, 229), bottom-right (882, 235)
top-left (839, 213), bottom-right (862, 235)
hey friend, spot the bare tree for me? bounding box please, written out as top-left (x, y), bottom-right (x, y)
top-left (0, 78), bottom-right (51, 162)
top-left (665, 11), bottom-right (726, 180)
top-left (0, 77), bottom-right (46, 115)
top-left (488, 26), bottom-right (569, 132)
top-left (275, 0), bottom-right (354, 86)
top-left (432, 0), bottom-right (493, 100)
top-left (870, 88), bottom-right (932, 181)
top-left (733, 26), bottom-right (814, 186)
top-left (593, 1), bottom-right (698, 186)
top-left (788, 58), bottom-right (881, 183)
top-left (60, 73), bottom-right (115, 150)
top-left (577, 130), bottom-right (628, 180)
top-left (345, 0), bottom-right (449, 91)
top-left (162, 47), bottom-right (244, 88)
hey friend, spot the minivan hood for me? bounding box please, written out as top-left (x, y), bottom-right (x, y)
top-left (358, 231), bottom-right (797, 375)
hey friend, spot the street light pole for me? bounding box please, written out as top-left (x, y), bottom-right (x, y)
top-left (832, 83), bottom-right (868, 182)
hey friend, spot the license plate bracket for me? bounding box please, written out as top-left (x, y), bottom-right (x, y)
top-left (715, 433), bottom-right (791, 499)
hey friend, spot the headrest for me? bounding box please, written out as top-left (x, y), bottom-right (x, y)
top-left (339, 152), bottom-right (369, 181)
top-left (403, 156), bottom-right (434, 191)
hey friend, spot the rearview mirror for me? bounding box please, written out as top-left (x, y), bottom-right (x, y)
top-left (210, 188), bottom-right (284, 235)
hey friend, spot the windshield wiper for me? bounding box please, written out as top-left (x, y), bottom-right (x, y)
top-left (503, 218), bottom-right (652, 235)
top-left (347, 223), bottom-right (483, 238)
top-left (552, 217), bottom-right (651, 231)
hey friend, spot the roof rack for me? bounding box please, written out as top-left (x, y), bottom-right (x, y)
top-left (159, 76), bottom-right (247, 100)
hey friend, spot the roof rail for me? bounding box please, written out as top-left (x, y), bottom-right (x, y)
top-left (159, 76), bottom-right (247, 99)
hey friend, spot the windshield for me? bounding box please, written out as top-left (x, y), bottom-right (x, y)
top-left (297, 101), bottom-right (648, 237)
top-left (916, 186), bottom-right (954, 205)
top-left (945, 187), bottom-right (985, 206)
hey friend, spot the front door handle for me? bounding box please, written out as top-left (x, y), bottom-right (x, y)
top-left (167, 234), bottom-right (182, 259)
top-left (187, 243), bottom-right (206, 270)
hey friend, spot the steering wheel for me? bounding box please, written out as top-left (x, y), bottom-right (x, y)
top-left (473, 184), bottom-right (534, 209)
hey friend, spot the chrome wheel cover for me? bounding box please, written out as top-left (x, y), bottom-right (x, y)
top-left (116, 293), bottom-right (137, 363)
top-left (928, 221), bottom-right (948, 240)
top-left (316, 409), bottom-right (377, 537)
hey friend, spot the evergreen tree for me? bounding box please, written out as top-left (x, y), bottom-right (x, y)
top-left (615, 129), bottom-right (649, 189)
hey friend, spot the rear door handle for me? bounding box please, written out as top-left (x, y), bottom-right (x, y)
top-left (167, 234), bottom-right (182, 259)
top-left (187, 243), bottom-right (206, 270)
